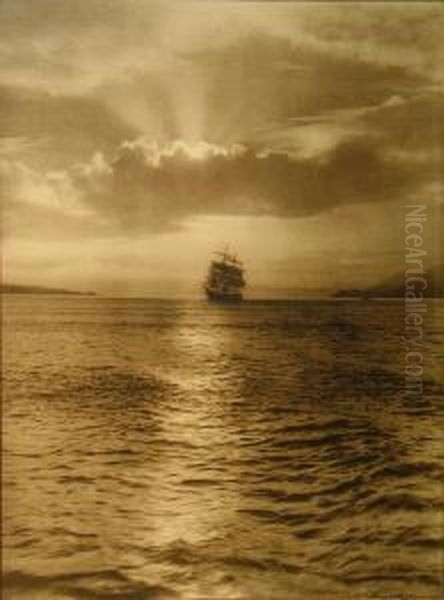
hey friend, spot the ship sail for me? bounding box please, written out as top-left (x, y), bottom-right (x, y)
top-left (204, 249), bottom-right (246, 301)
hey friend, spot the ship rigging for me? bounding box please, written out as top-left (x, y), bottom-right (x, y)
top-left (204, 249), bottom-right (246, 302)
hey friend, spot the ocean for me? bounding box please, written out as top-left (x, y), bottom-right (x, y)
top-left (3, 296), bottom-right (444, 599)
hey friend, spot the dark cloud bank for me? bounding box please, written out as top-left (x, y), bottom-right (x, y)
top-left (73, 135), bottom-right (427, 234)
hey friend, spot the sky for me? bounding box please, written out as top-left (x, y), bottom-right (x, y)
top-left (1, 0), bottom-right (443, 297)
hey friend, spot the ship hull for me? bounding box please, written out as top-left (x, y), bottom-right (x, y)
top-left (205, 287), bottom-right (243, 302)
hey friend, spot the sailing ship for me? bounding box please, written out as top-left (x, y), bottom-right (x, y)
top-left (204, 249), bottom-right (246, 302)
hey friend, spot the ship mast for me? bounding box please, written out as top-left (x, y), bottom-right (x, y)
top-left (214, 245), bottom-right (241, 266)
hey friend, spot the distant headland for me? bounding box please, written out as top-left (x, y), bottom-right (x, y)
top-left (1, 283), bottom-right (96, 296)
top-left (334, 264), bottom-right (443, 299)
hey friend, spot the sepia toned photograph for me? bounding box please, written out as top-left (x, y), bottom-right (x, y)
top-left (1, 1), bottom-right (443, 599)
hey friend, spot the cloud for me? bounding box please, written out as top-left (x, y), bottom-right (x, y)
top-left (361, 92), bottom-right (444, 165)
top-left (3, 132), bottom-right (426, 239)
top-left (92, 135), bottom-right (427, 222)
top-left (2, 2), bottom-right (442, 93)
top-left (173, 30), bottom-right (431, 147)
top-left (0, 85), bottom-right (137, 169)
top-left (2, 4), bottom-right (441, 171)
top-left (2, 2), bottom-right (441, 141)
top-left (0, 0), bottom-right (170, 92)
top-left (249, 89), bottom-right (444, 170)
top-left (1, 159), bottom-right (99, 238)
top-left (302, 3), bottom-right (444, 80)
top-left (1, 2), bottom-right (442, 251)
